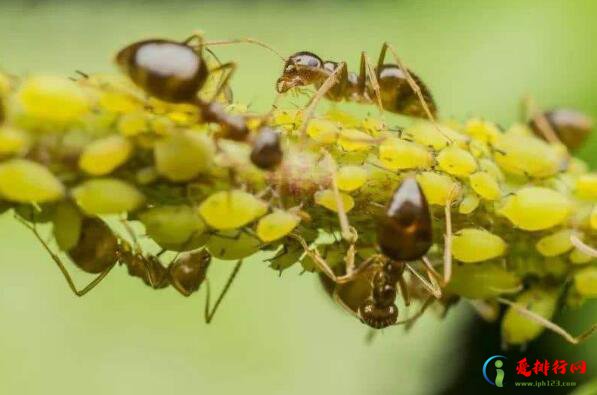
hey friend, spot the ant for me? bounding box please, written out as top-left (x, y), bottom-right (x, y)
top-left (17, 212), bottom-right (241, 323)
top-left (116, 33), bottom-right (286, 170)
top-left (275, 42), bottom-right (440, 138)
top-left (522, 96), bottom-right (593, 151)
top-left (292, 150), bottom-right (454, 329)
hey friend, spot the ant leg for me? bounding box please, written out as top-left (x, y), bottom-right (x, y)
top-left (521, 95), bottom-right (562, 145)
top-left (405, 263), bottom-right (442, 299)
top-left (200, 37), bottom-right (286, 62)
top-left (360, 51), bottom-right (385, 116)
top-left (397, 274), bottom-right (411, 307)
top-left (207, 62), bottom-right (237, 102)
top-left (296, 62), bottom-right (347, 140)
top-left (290, 233), bottom-right (375, 285)
top-left (570, 233), bottom-right (597, 257)
top-left (16, 216), bottom-right (115, 297)
top-left (204, 259), bottom-right (243, 324)
top-left (322, 149), bottom-right (355, 243)
top-left (378, 42), bottom-right (450, 141)
top-left (443, 198), bottom-right (454, 284)
top-left (332, 287), bottom-right (360, 319)
top-left (394, 295), bottom-right (435, 327)
top-left (496, 297), bottom-right (597, 344)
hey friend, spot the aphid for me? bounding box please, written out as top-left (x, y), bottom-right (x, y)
top-left (116, 34), bottom-right (286, 170)
top-left (275, 43), bottom-right (437, 120)
top-left (529, 109), bottom-right (593, 151)
top-left (18, 213), bottom-right (242, 323)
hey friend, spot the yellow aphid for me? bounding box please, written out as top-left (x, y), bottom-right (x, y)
top-left (150, 116), bottom-right (175, 136)
top-left (72, 178), bottom-right (144, 215)
top-left (469, 171), bottom-right (501, 200)
top-left (314, 189), bottom-right (355, 213)
top-left (0, 127), bottom-right (28, 156)
top-left (272, 109), bottom-right (301, 129)
top-left (139, 205), bottom-right (207, 251)
top-left (0, 159), bottom-right (64, 203)
top-left (99, 91), bottom-right (141, 114)
top-left (535, 229), bottom-right (574, 257)
top-left (468, 139), bottom-right (491, 158)
top-left (256, 210), bottom-right (301, 242)
top-left (452, 228), bottom-right (506, 262)
top-left (575, 173), bottom-right (597, 200)
top-left (416, 172), bottom-right (461, 206)
top-left (464, 118), bottom-right (501, 143)
top-left (154, 131), bottom-right (214, 182)
top-left (337, 129), bottom-right (373, 151)
top-left (79, 135), bottom-right (132, 176)
top-left (446, 262), bottom-right (521, 299)
top-left (480, 158), bottom-right (504, 180)
top-left (198, 190), bottom-right (267, 230)
top-left (501, 287), bottom-right (558, 345)
top-left (498, 187), bottom-right (571, 231)
top-left (361, 117), bottom-right (385, 134)
top-left (18, 75), bottom-right (89, 123)
top-left (493, 133), bottom-right (561, 178)
top-left (325, 108), bottom-right (360, 128)
top-left (52, 201), bottom-right (83, 251)
top-left (591, 205), bottom-right (597, 230)
top-left (378, 138), bottom-right (432, 171)
top-left (569, 248), bottom-right (593, 264)
top-left (167, 104), bottom-right (199, 125)
top-left (458, 193), bottom-right (480, 214)
top-left (437, 146), bottom-right (477, 177)
top-left (403, 122), bottom-right (467, 150)
top-left (306, 119), bottom-right (339, 144)
top-left (336, 166), bottom-right (368, 192)
top-left (136, 167), bottom-right (158, 185)
top-left (573, 266), bottom-right (597, 298)
top-left (117, 112), bottom-right (148, 136)
top-left (206, 231), bottom-right (262, 260)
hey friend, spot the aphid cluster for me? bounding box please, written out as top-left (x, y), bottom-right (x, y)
top-left (0, 33), bottom-right (595, 346)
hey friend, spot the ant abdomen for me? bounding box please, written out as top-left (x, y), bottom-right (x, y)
top-left (116, 39), bottom-right (209, 103)
top-left (375, 65), bottom-right (437, 118)
top-left (68, 217), bottom-right (119, 274)
top-left (377, 177), bottom-right (432, 262)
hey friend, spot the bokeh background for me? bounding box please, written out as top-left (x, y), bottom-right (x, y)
top-left (0, 1), bottom-right (595, 394)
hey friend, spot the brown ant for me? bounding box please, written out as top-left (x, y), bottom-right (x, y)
top-left (17, 213), bottom-right (241, 323)
top-left (276, 43), bottom-right (438, 129)
top-left (292, 162), bottom-right (454, 329)
top-left (521, 96), bottom-right (593, 151)
top-left (116, 34), bottom-right (285, 170)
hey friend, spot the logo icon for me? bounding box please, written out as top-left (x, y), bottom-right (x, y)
top-left (483, 355), bottom-right (507, 387)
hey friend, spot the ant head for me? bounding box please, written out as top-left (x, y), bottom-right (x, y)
top-left (169, 249), bottom-right (212, 296)
top-left (358, 300), bottom-right (398, 329)
top-left (276, 51), bottom-right (324, 93)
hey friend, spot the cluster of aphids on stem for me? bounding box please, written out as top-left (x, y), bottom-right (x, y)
top-left (0, 31), bottom-right (595, 346)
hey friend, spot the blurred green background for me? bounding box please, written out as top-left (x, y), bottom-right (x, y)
top-left (0, 1), bottom-right (595, 394)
